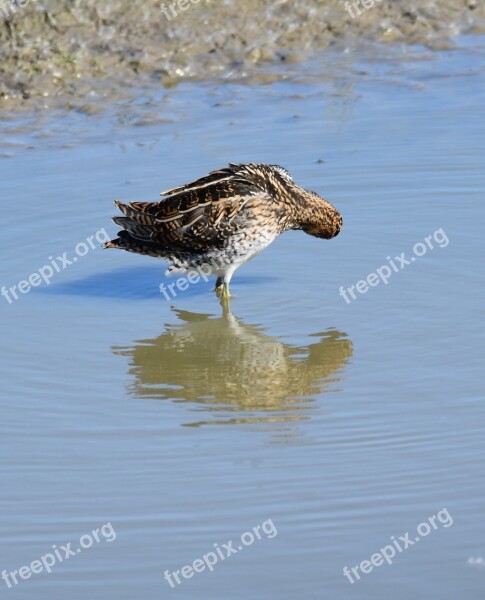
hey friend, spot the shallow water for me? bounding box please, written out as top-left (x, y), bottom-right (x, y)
top-left (1, 38), bottom-right (484, 599)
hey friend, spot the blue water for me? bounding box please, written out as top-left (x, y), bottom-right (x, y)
top-left (0, 37), bottom-right (484, 599)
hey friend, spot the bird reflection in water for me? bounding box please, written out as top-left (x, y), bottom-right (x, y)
top-left (112, 307), bottom-right (352, 434)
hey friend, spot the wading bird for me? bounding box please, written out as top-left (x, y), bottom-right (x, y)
top-left (105, 163), bottom-right (342, 298)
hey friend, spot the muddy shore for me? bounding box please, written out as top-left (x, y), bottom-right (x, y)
top-left (0, 0), bottom-right (483, 114)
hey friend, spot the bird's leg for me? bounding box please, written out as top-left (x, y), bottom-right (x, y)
top-left (215, 283), bottom-right (231, 299)
top-left (215, 276), bottom-right (231, 299)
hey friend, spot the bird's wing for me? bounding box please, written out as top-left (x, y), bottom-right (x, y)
top-left (111, 166), bottom-right (271, 251)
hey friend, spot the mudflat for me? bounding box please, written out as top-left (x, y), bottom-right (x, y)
top-left (0, 0), bottom-right (483, 113)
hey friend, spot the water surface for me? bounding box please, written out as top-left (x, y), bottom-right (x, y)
top-left (1, 38), bottom-right (484, 599)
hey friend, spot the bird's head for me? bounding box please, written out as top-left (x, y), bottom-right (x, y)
top-left (231, 163), bottom-right (343, 240)
top-left (298, 192), bottom-right (342, 240)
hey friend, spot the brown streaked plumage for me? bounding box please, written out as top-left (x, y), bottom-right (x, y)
top-left (104, 163), bottom-right (342, 297)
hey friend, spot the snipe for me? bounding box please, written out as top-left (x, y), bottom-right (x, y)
top-left (105, 163), bottom-right (342, 297)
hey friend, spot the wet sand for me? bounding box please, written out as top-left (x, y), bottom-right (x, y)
top-left (0, 0), bottom-right (483, 114)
